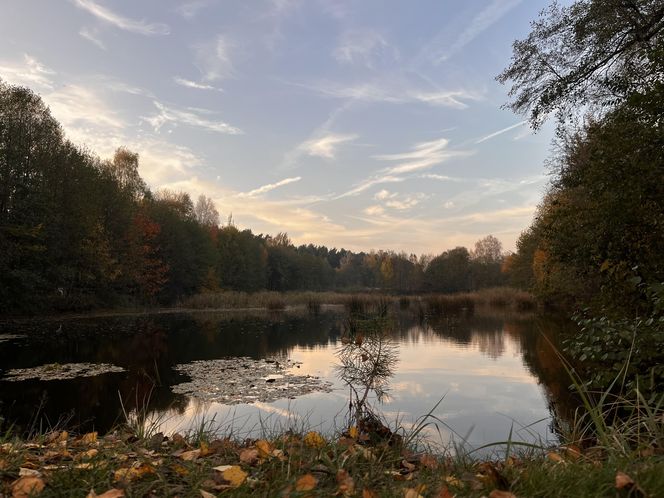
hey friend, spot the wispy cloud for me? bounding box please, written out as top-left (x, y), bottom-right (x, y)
top-left (79, 27), bottom-right (106, 50)
top-left (297, 80), bottom-right (481, 109)
top-left (143, 101), bottom-right (242, 135)
top-left (374, 137), bottom-right (472, 175)
top-left (300, 133), bottom-right (357, 159)
top-left (173, 77), bottom-right (223, 92)
top-left (337, 175), bottom-right (406, 198)
top-left (176, 1), bottom-right (212, 20)
top-left (0, 54), bottom-right (56, 88)
top-left (436, 0), bottom-right (523, 62)
top-left (238, 176), bottom-right (302, 197)
top-left (333, 29), bottom-right (397, 68)
top-left (194, 35), bottom-right (234, 81)
top-left (72, 0), bottom-right (170, 36)
top-left (475, 120), bottom-right (527, 144)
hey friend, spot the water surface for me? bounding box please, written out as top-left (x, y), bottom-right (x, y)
top-left (0, 308), bottom-right (577, 450)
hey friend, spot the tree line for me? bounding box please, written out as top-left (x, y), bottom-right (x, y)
top-left (499, 0), bottom-right (664, 314)
top-left (0, 80), bottom-right (508, 314)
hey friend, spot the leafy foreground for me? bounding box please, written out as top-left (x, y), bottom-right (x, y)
top-left (1, 426), bottom-right (663, 498)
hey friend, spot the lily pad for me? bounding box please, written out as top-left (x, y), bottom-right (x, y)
top-left (171, 357), bottom-right (333, 404)
top-left (3, 362), bottom-right (125, 381)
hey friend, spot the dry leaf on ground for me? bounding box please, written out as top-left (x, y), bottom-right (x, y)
top-left (336, 469), bottom-right (355, 496)
top-left (200, 490), bottom-right (216, 498)
top-left (362, 489), bottom-right (379, 498)
top-left (404, 484), bottom-right (426, 498)
top-left (303, 431), bottom-right (325, 448)
top-left (113, 463), bottom-right (155, 482)
top-left (12, 476), bottom-right (45, 498)
top-left (239, 448), bottom-right (260, 465)
top-left (295, 473), bottom-right (318, 491)
top-left (615, 471), bottom-right (634, 489)
top-left (213, 465), bottom-right (248, 488)
top-left (86, 489), bottom-right (125, 498)
top-left (180, 449), bottom-right (202, 461)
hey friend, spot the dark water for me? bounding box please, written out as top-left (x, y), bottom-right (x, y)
top-left (0, 308), bottom-right (578, 450)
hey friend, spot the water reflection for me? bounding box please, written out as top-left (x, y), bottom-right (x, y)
top-left (0, 309), bottom-right (578, 449)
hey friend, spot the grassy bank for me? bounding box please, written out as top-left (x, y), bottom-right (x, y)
top-left (1, 417), bottom-right (662, 498)
top-left (178, 288), bottom-right (536, 315)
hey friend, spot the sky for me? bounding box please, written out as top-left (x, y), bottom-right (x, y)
top-left (0, 0), bottom-right (558, 254)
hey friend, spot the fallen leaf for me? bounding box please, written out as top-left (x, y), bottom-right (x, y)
top-left (213, 465), bottom-right (247, 488)
top-left (113, 464), bottom-right (155, 482)
top-left (615, 471), bottom-right (634, 489)
top-left (401, 459), bottom-right (416, 472)
top-left (419, 454), bottom-right (438, 470)
top-left (200, 490), bottom-right (216, 498)
top-left (435, 485), bottom-right (454, 498)
top-left (180, 449), bottom-right (202, 461)
top-left (362, 489), bottom-right (379, 498)
top-left (11, 476), bottom-right (45, 498)
top-left (336, 469), bottom-right (355, 496)
top-left (199, 441), bottom-right (212, 457)
top-left (303, 431), bottom-right (325, 448)
top-left (19, 468), bottom-right (42, 477)
top-left (86, 489), bottom-right (125, 498)
top-left (488, 491), bottom-right (516, 498)
top-left (256, 439), bottom-right (274, 458)
top-left (348, 426), bottom-right (359, 439)
top-left (562, 445), bottom-right (581, 461)
top-left (239, 448), bottom-right (260, 465)
top-left (78, 449), bottom-right (99, 460)
top-left (80, 432), bottom-right (98, 445)
top-left (295, 473), bottom-right (318, 491)
top-left (546, 451), bottom-right (564, 464)
top-left (171, 464), bottom-right (189, 476)
top-left (444, 475), bottom-right (462, 487)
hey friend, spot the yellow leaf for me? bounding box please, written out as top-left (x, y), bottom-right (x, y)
top-left (78, 449), bottom-right (99, 460)
top-left (199, 441), bottom-right (211, 457)
top-left (171, 464), bottom-right (189, 476)
top-left (303, 431), bottom-right (325, 448)
top-left (546, 451), bottom-right (564, 464)
top-left (444, 475), bottom-right (462, 487)
top-left (80, 432), bottom-right (98, 445)
top-left (213, 465), bottom-right (247, 488)
top-left (11, 476), bottom-right (45, 498)
top-left (295, 473), bottom-right (317, 492)
top-left (255, 439), bottom-right (274, 458)
top-left (86, 489), bottom-right (125, 498)
top-left (114, 464), bottom-right (155, 482)
top-left (348, 426), bottom-right (359, 439)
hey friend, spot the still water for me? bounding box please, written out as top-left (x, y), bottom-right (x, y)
top-left (0, 308), bottom-right (577, 450)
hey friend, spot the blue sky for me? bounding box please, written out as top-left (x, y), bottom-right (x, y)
top-left (0, 0), bottom-right (558, 254)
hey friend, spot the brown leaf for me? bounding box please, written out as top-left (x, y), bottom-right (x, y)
top-left (11, 476), bottom-right (45, 498)
top-left (489, 491), bottom-right (516, 498)
top-left (419, 453), bottom-right (439, 470)
top-left (434, 485), bottom-right (454, 498)
top-left (180, 449), bottom-right (202, 461)
top-left (401, 459), bottom-right (416, 472)
top-left (546, 451), bottom-right (564, 464)
top-left (239, 448), bottom-right (260, 465)
top-left (295, 473), bottom-right (317, 492)
top-left (362, 489), bottom-right (379, 498)
top-left (404, 484), bottom-right (426, 498)
top-left (86, 489), bottom-right (125, 498)
top-left (336, 469), bottom-right (355, 496)
top-left (562, 445), bottom-right (581, 461)
top-left (200, 490), bottom-right (216, 498)
top-left (615, 471), bottom-right (634, 489)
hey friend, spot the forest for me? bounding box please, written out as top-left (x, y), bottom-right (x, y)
top-left (0, 82), bottom-right (508, 315)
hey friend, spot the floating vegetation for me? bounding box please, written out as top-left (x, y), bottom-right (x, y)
top-left (0, 334), bottom-right (26, 343)
top-left (3, 362), bottom-right (125, 382)
top-left (172, 357), bottom-right (333, 404)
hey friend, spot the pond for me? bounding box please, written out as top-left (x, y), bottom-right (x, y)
top-left (0, 307), bottom-right (578, 451)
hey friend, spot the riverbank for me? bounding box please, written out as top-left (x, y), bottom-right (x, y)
top-left (2, 422), bottom-right (662, 498)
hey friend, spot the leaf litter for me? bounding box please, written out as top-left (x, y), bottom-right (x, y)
top-left (171, 357), bottom-right (333, 404)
